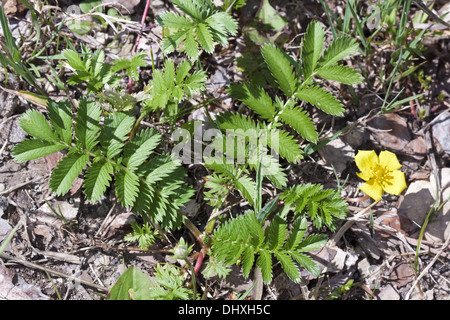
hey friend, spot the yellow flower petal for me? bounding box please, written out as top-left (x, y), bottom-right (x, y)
top-left (382, 170), bottom-right (407, 196)
top-left (379, 150), bottom-right (402, 171)
top-left (360, 180), bottom-right (383, 201)
top-left (356, 171), bottom-right (372, 181)
top-left (354, 150), bottom-right (378, 173)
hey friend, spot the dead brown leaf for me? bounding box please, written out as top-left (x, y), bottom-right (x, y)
top-left (369, 113), bottom-right (412, 152)
top-left (0, 264), bottom-right (49, 299)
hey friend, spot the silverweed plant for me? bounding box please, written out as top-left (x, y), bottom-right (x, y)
top-left (4, 0), bottom-right (364, 299)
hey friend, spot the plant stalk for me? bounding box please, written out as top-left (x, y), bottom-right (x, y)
top-left (127, 0), bottom-right (152, 93)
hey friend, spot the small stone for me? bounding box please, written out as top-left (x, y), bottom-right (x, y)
top-left (318, 136), bottom-right (355, 174)
top-left (432, 111), bottom-right (450, 155)
top-left (0, 218), bottom-right (13, 253)
top-left (377, 285), bottom-right (401, 300)
top-left (398, 168), bottom-right (450, 242)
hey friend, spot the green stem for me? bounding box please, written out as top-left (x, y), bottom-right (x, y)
top-left (129, 111), bottom-right (148, 140)
top-left (185, 259), bottom-right (197, 299)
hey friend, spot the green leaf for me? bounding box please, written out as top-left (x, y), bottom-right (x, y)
top-left (90, 49), bottom-right (105, 77)
top-left (74, 98), bottom-right (101, 151)
top-left (241, 246), bottom-right (255, 278)
top-left (108, 266), bottom-right (153, 300)
top-left (19, 110), bottom-right (57, 142)
top-left (216, 112), bottom-right (260, 132)
top-left (83, 158), bottom-right (114, 203)
top-left (175, 60), bottom-right (193, 83)
top-left (256, 195), bottom-right (280, 224)
top-left (183, 70), bottom-right (207, 95)
top-left (295, 86), bottom-right (345, 116)
top-left (250, 153), bottom-right (287, 189)
top-left (162, 59), bottom-right (176, 89)
top-left (290, 251), bottom-right (321, 277)
top-left (99, 112), bottom-right (135, 158)
top-left (235, 175), bottom-right (256, 206)
top-left (316, 64), bottom-right (363, 85)
top-left (123, 129), bottom-right (161, 170)
top-left (202, 256), bottom-right (232, 280)
top-left (254, 159), bottom-right (263, 213)
top-left (205, 12), bottom-right (238, 46)
top-left (257, 0), bottom-right (287, 31)
top-left (66, 20), bottom-right (92, 35)
top-left (228, 83), bottom-right (275, 121)
top-left (62, 49), bottom-right (85, 71)
top-left (261, 44), bottom-right (297, 97)
top-left (319, 36), bottom-right (360, 69)
top-left (265, 215), bottom-right (287, 251)
top-left (47, 99), bottom-right (73, 145)
top-left (279, 106), bottom-right (318, 143)
top-left (267, 129), bottom-right (303, 162)
top-left (275, 252), bottom-right (301, 283)
top-left (49, 152), bottom-right (89, 196)
top-left (112, 52), bottom-right (147, 81)
top-left (12, 139), bottom-right (66, 163)
top-left (223, 0), bottom-right (246, 10)
top-left (285, 217), bottom-right (307, 251)
top-left (296, 234), bottom-right (328, 252)
top-left (143, 154), bottom-right (181, 185)
top-left (162, 29), bottom-right (189, 54)
top-left (79, 0), bottom-right (102, 14)
top-left (302, 21), bottom-right (325, 79)
top-left (157, 12), bottom-right (193, 28)
top-left (0, 6), bottom-right (20, 62)
top-left (184, 32), bottom-right (199, 60)
top-left (115, 169), bottom-right (140, 208)
top-left (256, 251), bottom-right (273, 284)
top-left (196, 23), bottom-right (214, 53)
top-left (206, 11), bottom-right (238, 36)
top-left (172, 0), bottom-right (203, 20)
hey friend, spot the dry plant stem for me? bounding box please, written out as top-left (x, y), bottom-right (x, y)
top-left (95, 202), bottom-right (117, 237)
top-left (405, 233), bottom-right (450, 300)
top-left (127, 0), bottom-right (151, 93)
top-left (0, 177), bottom-right (43, 196)
top-left (328, 200), bottom-right (379, 248)
top-left (413, 126), bottom-right (441, 270)
top-left (0, 253), bottom-right (108, 292)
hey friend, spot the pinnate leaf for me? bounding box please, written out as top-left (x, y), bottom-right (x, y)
top-left (261, 44), bottom-right (297, 97)
top-left (195, 23), bottom-right (214, 53)
top-left (123, 129), bottom-right (161, 170)
top-left (47, 99), bottom-right (73, 145)
top-left (279, 106), bottom-right (318, 143)
top-left (19, 110), bottom-right (57, 142)
top-left (12, 139), bottom-right (66, 163)
top-left (83, 158), bottom-right (114, 203)
top-left (115, 169), bottom-right (140, 208)
top-left (75, 98), bottom-right (101, 151)
top-left (228, 83), bottom-right (275, 121)
top-left (295, 86), bottom-right (345, 116)
top-left (302, 21), bottom-right (325, 78)
top-left (316, 64), bottom-right (363, 85)
top-left (319, 36), bottom-right (360, 69)
top-left (49, 152), bottom-right (89, 196)
top-left (99, 112), bottom-right (135, 158)
top-left (157, 12), bottom-right (193, 28)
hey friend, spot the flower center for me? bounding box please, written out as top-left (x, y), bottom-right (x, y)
top-left (372, 164), bottom-right (393, 185)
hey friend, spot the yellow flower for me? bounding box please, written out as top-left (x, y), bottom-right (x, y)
top-left (354, 150), bottom-right (407, 201)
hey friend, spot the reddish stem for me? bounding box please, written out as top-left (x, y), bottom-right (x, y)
top-left (194, 248), bottom-right (207, 275)
top-left (127, 0), bottom-right (152, 93)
